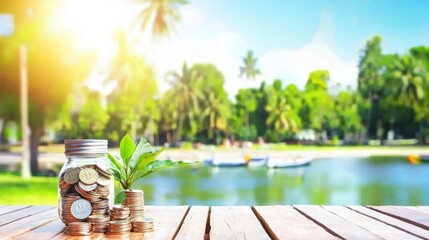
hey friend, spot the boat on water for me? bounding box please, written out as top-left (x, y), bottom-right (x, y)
top-left (267, 157), bottom-right (312, 168)
top-left (205, 158), bottom-right (249, 167)
top-left (248, 157), bottom-right (268, 168)
top-left (407, 154), bottom-right (429, 164)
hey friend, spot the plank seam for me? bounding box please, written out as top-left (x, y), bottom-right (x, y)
top-left (0, 206), bottom-right (32, 216)
top-left (367, 206), bottom-right (429, 231)
top-left (346, 206), bottom-right (427, 240)
top-left (293, 206), bottom-right (346, 240)
top-left (0, 206), bottom-right (56, 227)
top-left (204, 206), bottom-right (211, 240)
top-left (11, 215), bottom-right (60, 239)
top-left (251, 206), bottom-right (277, 240)
top-left (171, 205), bottom-right (191, 239)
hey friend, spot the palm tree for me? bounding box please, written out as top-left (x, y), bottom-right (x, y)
top-left (239, 50), bottom-right (261, 141)
top-left (135, 0), bottom-right (188, 38)
top-left (265, 87), bottom-right (297, 135)
top-left (358, 36), bottom-right (383, 142)
top-left (105, 30), bottom-right (158, 140)
top-left (393, 55), bottom-right (425, 105)
top-left (392, 54), bottom-right (427, 143)
top-left (203, 92), bottom-right (230, 144)
top-left (168, 62), bottom-right (203, 142)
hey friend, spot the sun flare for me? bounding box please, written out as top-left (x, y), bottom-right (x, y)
top-left (53, 0), bottom-right (131, 51)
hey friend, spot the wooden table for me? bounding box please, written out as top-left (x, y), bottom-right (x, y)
top-left (1, 205), bottom-right (429, 239)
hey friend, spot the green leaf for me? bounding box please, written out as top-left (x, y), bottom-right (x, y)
top-left (120, 134), bottom-right (136, 168)
top-left (135, 147), bottom-right (165, 171)
top-left (114, 191), bottom-right (126, 204)
top-left (131, 160), bottom-right (192, 183)
top-left (110, 167), bottom-right (123, 182)
top-left (108, 153), bottom-right (125, 175)
top-left (129, 137), bottom-right (153, 169)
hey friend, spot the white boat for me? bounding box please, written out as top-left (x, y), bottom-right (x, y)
top-left (267, 157), bottom-right (312, 168)
top-left (211, 158), bottom-right (249, 167)
top-left (248, 157), bottom-right (268, 168)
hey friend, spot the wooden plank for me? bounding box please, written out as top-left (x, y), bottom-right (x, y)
top-left (145, 205), bottom-right (189, 240)
top-left (0, 208), bottom-right (59, 239)
top-left (323, 206), bottom-right (420, 240)
top-left (51, 206), bottom-right (189, 240)
top-left (253, 205), bottom-right (338, 240)
top-left (175, 206), bottom-right (209, 240)
top-left (13, 219), bottom-right (65, 240)
top-left (348, 206), bottom-right (429, 239)
top-left (210, 206), bottom-right (270, 240)
top-left (369, 206), bottom-right (429, 230)
top-left (294, 205), bottom-right (382, 239)
top-left (406, 206), bottom-right (429, 216)
top-left (0, 206), bottom-right (30, 216)
top-left (52, 233), bottom-right (104, 240)
top-left (0, 206), bottom-right (54, 227)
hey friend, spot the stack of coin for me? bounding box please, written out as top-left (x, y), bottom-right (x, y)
top-left (91, 199), bottom-right (109, 215)
top-left (132, 217), bottom-right (154, 232)
top-left (124, 190), bottom-right (144, 220)
top-left (110, 205), bottom-right (130, 220)
top-left (67, 222), bottom-right (92, 236)
top-left (107, 220), bottom-right (132, 234)
top-left (87, 215), bottom-right (110, 233)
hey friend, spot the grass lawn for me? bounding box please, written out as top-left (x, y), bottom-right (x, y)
top-left (0, 172), bottom-right (58, 205)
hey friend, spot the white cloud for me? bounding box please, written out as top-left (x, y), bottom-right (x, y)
top-left (149, 6), bottom-right (358, 99)
top-left (259, 9), bottom-right (358, 90)
top-left (147, 6), bottom-right (247, 97)
top-left (259, 42), bottom-right (358, 90)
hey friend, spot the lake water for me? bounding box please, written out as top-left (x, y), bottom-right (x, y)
top-left (134, 156), bottom-right (429, 206)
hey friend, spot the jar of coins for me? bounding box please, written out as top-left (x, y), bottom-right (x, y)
top-left (58, 139), bottom-right (114, 230)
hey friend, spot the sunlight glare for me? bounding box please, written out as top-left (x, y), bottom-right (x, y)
top-left (54, 0), bottom-right (131, 51)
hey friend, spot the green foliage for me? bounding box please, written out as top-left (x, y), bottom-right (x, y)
top-left (265, 80), bottom-right (298, 133)
top-left (108, 134), bottom-right (192, 191)
top-left (240, 50), bottom-right (261, 81)
top-left (135, 0), bottom-right (188, 38)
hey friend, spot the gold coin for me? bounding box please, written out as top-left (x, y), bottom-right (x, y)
top-left (64, 168), bottom-right (81, 184)
top-left (96, 176), bottom-right (111, 186)
top-left (79, 168), bottom-right (99, 184)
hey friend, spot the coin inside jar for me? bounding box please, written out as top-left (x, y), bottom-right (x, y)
top-left (96, 176), bottom-right (111, 186)
top-left (71, 199), bottom-right (92, 219)
top-left (79, 168), bottom-right (99, 184)
top-left (64, 168), bottom-right (81, 184)
top-left (78, 181), bottom-right (97, 192)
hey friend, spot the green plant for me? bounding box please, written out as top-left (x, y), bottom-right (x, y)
top-left (108, 134), bottom-right (192, 201)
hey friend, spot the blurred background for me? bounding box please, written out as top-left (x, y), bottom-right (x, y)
top-left (0, 0), bottom-right (428, 206)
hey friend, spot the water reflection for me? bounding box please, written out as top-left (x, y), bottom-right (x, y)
top-left (129, 157), bottom-right (429, 205)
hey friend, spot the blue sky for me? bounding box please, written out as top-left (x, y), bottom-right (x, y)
top-left (84, 0), bottom-right (429, 97)
top-left (148, 0), bottom-right (429, 96)
top-left (191, 0), bottom-right (429, 61)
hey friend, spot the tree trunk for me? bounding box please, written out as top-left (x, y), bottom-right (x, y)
top-left (20, 45), bottom-right (31, 179)
top-left (365, 92), bottom-right (372, 144)
top-left (30, 126), bottom-right (42, 175)
top-left (419, 120), bottom-right (426, 144)
top-left (0, 119), bottom-right (5, 144)
top-left (214, 115), bottom-right (218, 145)
top-left (175, 114), bottom-right (184, 144)
top-left (131, 120), bottom-right (137, 140)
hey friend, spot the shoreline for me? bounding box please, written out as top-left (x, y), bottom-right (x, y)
top-left (1, 147), bottom-right (428, 167)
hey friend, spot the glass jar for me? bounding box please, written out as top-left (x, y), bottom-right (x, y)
top-left (58, 139), bottom-right (114, 226)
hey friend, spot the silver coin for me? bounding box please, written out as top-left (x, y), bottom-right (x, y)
top-left (71, 199), bottom-right (92, 219)
top-left (78, 181), bottom-right (97, 192)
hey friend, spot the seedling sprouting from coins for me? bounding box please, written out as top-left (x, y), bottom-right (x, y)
top-left (108, 134), bottom-right (192, 202)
